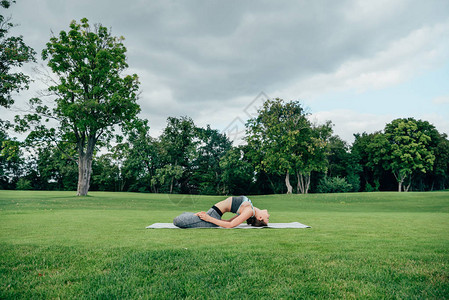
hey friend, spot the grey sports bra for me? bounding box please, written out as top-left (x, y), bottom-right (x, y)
top-left (230, 196), bottom-right (255, 217)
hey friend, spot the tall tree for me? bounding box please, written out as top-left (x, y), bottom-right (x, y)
top-left (15, 18), bottom-right (140, 196)
top-left (220, 146), bottom-right (254, 195)
top-left (327, 135), bottom-right (361, 192)
top-left (430, 134), bottom-right (449, 190)
top-left (0, 126), bottom-right (23, 188)
top-left (91, 153), bottom-right (121, 191)
top-left (246, 98), bottom-right (313, 194)
top-left (118, 120), bottom-right (160, 192)
top-left (295, 121), bottom-right (332, 194)
top-left (375, 118), bottom-right (435, 192)
top-left (405, 120), bottom-right (448, 191)
top-left (0, 0), bottom-right (36, 108)
top-left (192, 125), bottom-right (232, 194)
top-left (158, 116), bottom-right (197, 193)
top-left (352, 132), bottom-right (384, 192)
top-left (31, 143), bottom-right (78, 190)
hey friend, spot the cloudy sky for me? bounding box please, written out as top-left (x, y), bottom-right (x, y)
top-left (3, 0), bottom-right (449, 144)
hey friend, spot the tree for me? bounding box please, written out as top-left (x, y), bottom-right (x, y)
top-left (219, 146), bottom-right (254, 195)
top-left (118, 120), bottom-right (160, 193)
top-left (15, 18), bottom-right (140, 196)
top-left (0, 126), bottom-right (23, 188)
top-left (192, 125), bottom-right (232, 195)
top-left (91, 154), bottom-right (121, 191)
top-left (32, 143), bottom-right (78, 190)
top-left (375, 118), bottom-right (435, 192)
top-left (246, 98), bottom-right (310, 194)
top-left (404, 121), bottom-right (448, 191)
top-left (151, 164), bottom-right (183, 193)
top-left (294, 121), bottom-right (332, 194)
top-left (352, 132), bottom-right (383, 192)
top-left (158, 116), bottom-right (197, 193)
top-left (431, 135), bottom-right (449, 190)
top-left (0, 0), bottom-right (36, 108)
top-left (327, 135), bottom-right (361, 192)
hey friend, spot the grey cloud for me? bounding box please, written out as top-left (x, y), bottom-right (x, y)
top-left (6, 0), bottom-right (449, 135)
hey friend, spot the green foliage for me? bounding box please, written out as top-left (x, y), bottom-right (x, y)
top-left (317, 176), bottom-right (352, 193)
top-left (364, 179), bottom-right (380, 192)
top-left (91, 154), bottom-right (121, 191)
top-left (246, 98), bottom-right (309, 176)
top-left (159, 116), bottom-right (197, 167)
top-left (431, 136), bottom-right (449, 189)
top-left (37, 18), bottom-right (140, 144)
top-left (157, 116), bottom-right (197, 193)
top-left (32, 144), bottom-right (78, 191)
top-left (219, 146), bottom-right (254, 195)
top-left (151, 165), bottom-right (183, 193)
top-left (112, 119), bottom-right (158, 193)
top-left (0, 128), bottom-right (23, 188)
top-left (327, 135), bottom-right (362, 192)
top-left (246, 98), bottom-right (332, 194)
top-left (15, 18), bottom-right (140, 196)
top-left (373, 118), bottom-right (436, 192)
top-left (3, 112), bottom-right (449, 193)
top-left (192, 125), bottom-right (232, 195)
top-left (296, 121), bottom-right (333, 194)
top-left (15, 178), bottom-right (31, 190)
top-left (0, 0), bottom-right (36, 107)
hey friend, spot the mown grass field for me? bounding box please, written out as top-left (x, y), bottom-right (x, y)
top-left (1, 190), bottom-right (448, 299)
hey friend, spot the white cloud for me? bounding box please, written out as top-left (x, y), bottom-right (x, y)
top-left (280, 19), bottom-right (449, 100)
top-left (343, 0), bottom-right (407, 23)
top-left (309, 110), bottom-right (394, 143)
top-left (309, 109), bottom-right (449, 144)
top-left (432, 95), bottom-right (449, 104)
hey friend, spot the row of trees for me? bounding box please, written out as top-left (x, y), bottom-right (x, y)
top-left (1, 5), bottom-right (448, 195)
top-left (2, 106), bottom-right (449, 194)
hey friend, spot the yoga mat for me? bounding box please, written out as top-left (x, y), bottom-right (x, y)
top-left (146, 222), bottom-right (311, 229)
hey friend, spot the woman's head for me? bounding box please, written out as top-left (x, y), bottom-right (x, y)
top-left (247, 208), bottom-right (270, 227)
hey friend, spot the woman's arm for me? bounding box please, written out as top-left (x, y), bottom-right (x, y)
top-left (194, 212), bottom-right (237, 221)
top-left (196, 210), bottom-right (252, 228)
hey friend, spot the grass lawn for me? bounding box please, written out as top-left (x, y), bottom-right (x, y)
top-left (1, 190), bottom-right (448, 299)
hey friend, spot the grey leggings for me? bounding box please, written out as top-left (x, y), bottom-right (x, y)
top-left (173, 208), bottom-right (221, 228)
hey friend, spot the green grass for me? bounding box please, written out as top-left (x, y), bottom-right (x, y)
top-left (1, 190), bottom-right (448, 299)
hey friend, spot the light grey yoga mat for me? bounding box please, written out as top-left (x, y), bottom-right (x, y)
top-left (146, 222), bottom-right (311, 229)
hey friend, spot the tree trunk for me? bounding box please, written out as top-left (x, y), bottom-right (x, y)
top-left (170, 176), bottom-right (174, 194)
top-left (405, 175), bottom-right (413, 192)
top-left (304, 173), bottom-right (310, 194)
top-left (296, 172), bottom-right (304, 194)
top-left (285, 170), bottom-right (292, 194)
top-left (404, 183), bottom-right (411, 192)
top-left (77, 152), bottom-right (93, 196)
top-left (394, 171), bottom-right (405, 193)
top-left (119, 178), bottom-right (126, 192)
top-left (77, 136), bottom-right (96, 196)
top-left (296, 172), bottom-right (310, 194)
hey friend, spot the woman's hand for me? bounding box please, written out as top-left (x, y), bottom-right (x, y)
top-left (195, 211), bottom-right (211, 222)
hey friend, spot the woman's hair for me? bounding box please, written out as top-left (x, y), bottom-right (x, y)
top-left (246, 216), bottom-right (267, 227)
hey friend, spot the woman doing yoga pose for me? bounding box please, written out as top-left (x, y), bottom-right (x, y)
top-left (173, 196), bottom-right (269, 228)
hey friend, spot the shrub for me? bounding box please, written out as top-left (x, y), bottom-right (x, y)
top-left (364, 179), bottom-right (380, 192)
top-left (16, 178), bottom-right (32, 190)
top-left (317, 176), bottom-right (352, 193)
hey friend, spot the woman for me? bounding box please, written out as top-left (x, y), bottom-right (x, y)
top-left (173, 196), bottom-right (270, 228)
